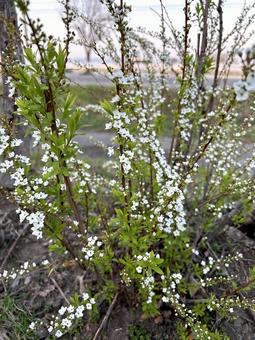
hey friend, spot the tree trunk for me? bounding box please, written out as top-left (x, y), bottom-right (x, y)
top-left (0, 0), bottom-right (28, 188)
top-left (0, 0), bottom-right (24, 118)
top-left (86, 48), bottom-right (91, 64)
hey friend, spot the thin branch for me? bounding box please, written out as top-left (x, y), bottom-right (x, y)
top-left (207, 0), bottom-right (223, 112)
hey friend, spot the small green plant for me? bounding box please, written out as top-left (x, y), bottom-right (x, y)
top-left (0, 295), bottom-right (34, 339)
top-left (128, 324), bottom-right (151, 340)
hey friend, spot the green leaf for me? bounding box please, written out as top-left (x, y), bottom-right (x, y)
top-left (24, 48), bottom-right (38, 69)
top-left (151, 265), bottom-right (164, 275)
top-left (101, 100), bottom-right (113, 114)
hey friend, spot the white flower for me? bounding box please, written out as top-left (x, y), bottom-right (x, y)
top-left (55, 330), bottom-right (63, 338)
top-left (111, 95), bottom-right (120, 103)
top-left (18, 209), bottom-right (29, 223)
top-left (48, 326), bottom-right (53, 333)
top-left (236, 88), bottom-right (249, 102)
top-left (192, 249), bottom-right (199, 256)
top-left (233, 81), bottom-right (249, 102)
top-left (90, 298), bottom-right (96, 305)
top-left (42, 259), bottom-right (49, 266)
top-left (26, 211), bottom-right (45, 239)
top-left (203, 267), bottom-right (210, 274)
top-left (105, 122), bottom-right (112, 130)
top-left (170, 282), bottom-right (176, 289)
top-left (83, 292), bottom-right (89, 300)
top-left (246, 72), bottom-right (255, 91)
top-left (10, 272), bottom-right (17, 279)
top-left (136, 266), bottom-right (143, 274)
top-left (58, 306), bottom-right (67, 315)
top-left (67, 305), bottom-right (74, 313)
top-left (107, 147), bottom-right (114, 157)
top-left (11, 138), bottom-right (23, 147)
top-left (162, 296), bottom-right (169, 303)
top-left (87, 250), bottom-right (94, 258)
top-left (86, 303), bottom-right (92, 310)
top-left (229, 308), bottom-right (234, 313)
top-left (32, 130), bottom-right (41, 146)
top-left (61, 318), bottom-right (72, 328)
top-left (29, 322), bottom-right (36, 330)
top-left (75, 305), bottom-right (85, 318)
top-left (8, 82), bottom-right (16, 98)
top-left (112, 69), bottom-right (123, 79)
top-left (23, 262), bottom-right (29, 270)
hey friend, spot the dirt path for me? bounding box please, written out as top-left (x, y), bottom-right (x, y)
top-left (67, 71), bottom-right (239, 87)
top-left (75, 132), bottom-right (172, 158)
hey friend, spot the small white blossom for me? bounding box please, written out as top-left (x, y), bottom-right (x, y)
top-left (86, 303), bottom-right (92, 310)
top-left (29, 322), bottom-right (36, 330)
top-left (58, 306), bottom-right (67, 315)
top-left (136, 266), bottom-right (143, 274)
top-left (55, 330), bottom-right (63, 338)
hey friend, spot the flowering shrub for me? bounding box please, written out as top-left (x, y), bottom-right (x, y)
top-left (1, 0), bottom-right (255, 338)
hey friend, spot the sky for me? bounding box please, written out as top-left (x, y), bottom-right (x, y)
top-left (26, 0), bottom-right (255, 62)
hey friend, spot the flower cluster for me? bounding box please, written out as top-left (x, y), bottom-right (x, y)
top-left (110, 70), bottom-right (135, 85)
top-left (234, 45), bottom-right (255, 101)
top-left (161, 284), bottom-right (212, 339)
top-left (119, 150), bottom-right (134, 174)
top-left (207, 296), bottom-right (255, 316)
top-left (81, 236), bottom-right (103, 261)
top-left (0, 259), bottom-right (50, 285)
top-left (106, 109), bottom-right (134, 141)
top-left (233, 77), bottom-right (255, 102)
top-left (0, 127), bottom-right (9, 156)
top-left (0, 261), bottom-right (37, 282)
top-left (29, 292), bottom-right (96, 338)
top-left (16, 209), bottom-right (45, 239)
top-left (6, 76), bottom-right (16, 98)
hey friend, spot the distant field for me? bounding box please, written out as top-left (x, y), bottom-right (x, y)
top-left (70, 84), bottom-right (177, 134)
top-left (70, 84), bottom-right (114, 131)
top-left (1, 83), bottom-right (254, 140)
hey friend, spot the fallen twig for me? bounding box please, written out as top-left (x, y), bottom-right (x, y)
top-left (92, 292), bottom-right (119, 340)
top-left (0, 224), bottom-right (29, 272)
top-left (50, 277), bottom-right (70, 305)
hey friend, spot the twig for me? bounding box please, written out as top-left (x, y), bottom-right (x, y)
top-left (225, 277), bottom-right (255, 297)
top-left (50, 277), bottom-right (70, 305)
top-left (92, 292), bottom-right (119, 340)
top-left (0, 224), bottom-right (29, 272)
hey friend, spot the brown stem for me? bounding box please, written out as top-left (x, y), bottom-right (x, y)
top-left (168, 0), bottom-right (190, 164)
top-left (225, 277), bottom-right (255, 297)
top-left (26, 10), bottom-right (86, 234)
top-left (64, 175), bottom-right (85, 234)
top-left (120, 0), bottom-right (125, 74)
top-left (197, 0), bottom-right (209, 81)
top-left (207, 0), bottom-right (223, 113)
